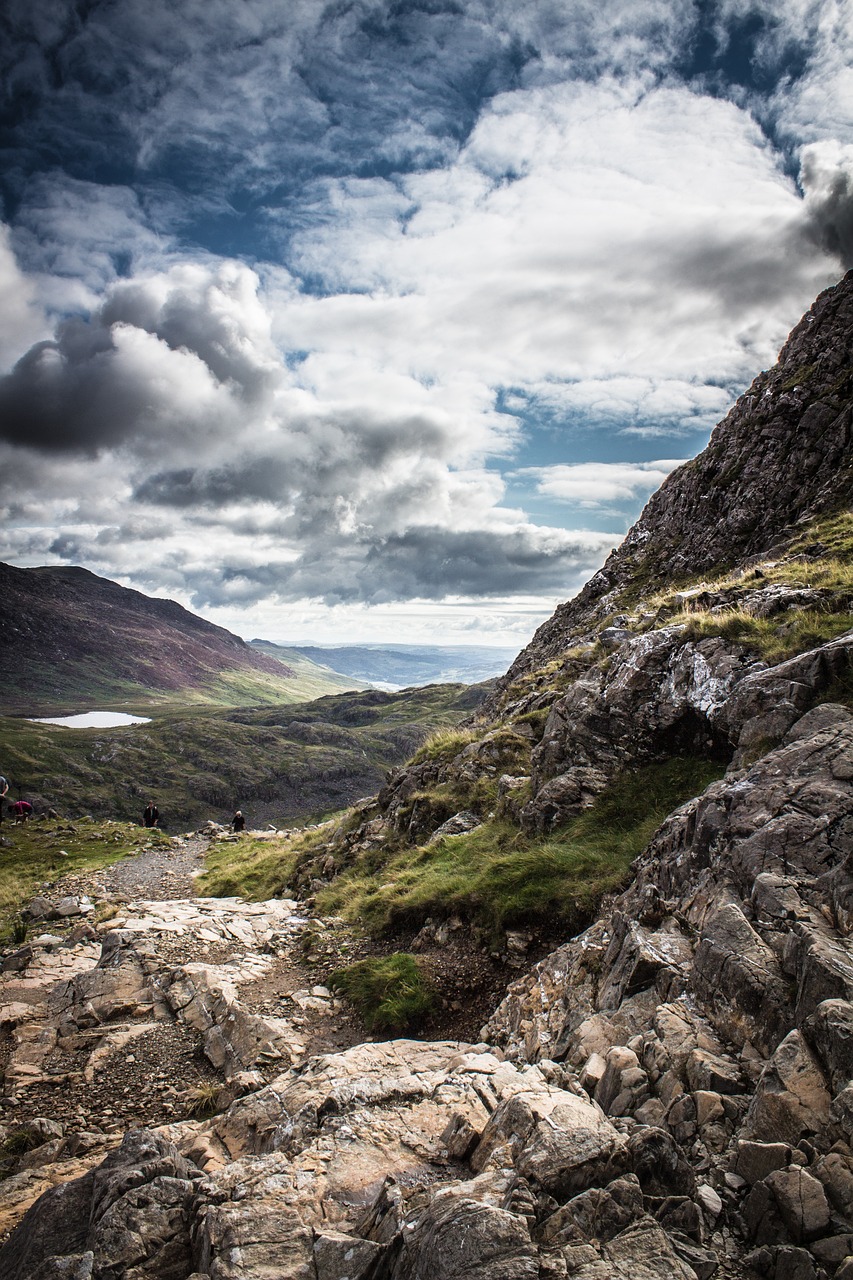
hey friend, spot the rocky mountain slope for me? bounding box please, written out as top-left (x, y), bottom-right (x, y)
top-left (0, 564), bottom-right (358, 715)
top-left (502, 269), bottom-right (853, 684)
top-left (2, 273), bottom-right (853, 1280)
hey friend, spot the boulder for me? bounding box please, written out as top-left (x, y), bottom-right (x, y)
top-left (746, 1031), bottom-right (831, 1145)
top-left (388, 1183), bottom-right (539, 1280)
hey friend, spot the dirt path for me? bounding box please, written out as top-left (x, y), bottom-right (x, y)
top-left (64, 833), bottom-right (208, 902)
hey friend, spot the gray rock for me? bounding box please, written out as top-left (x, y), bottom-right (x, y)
top-left (27, 1256), bottom-right (94, 1280)
top-left (763, 1166), bottom-right (830, 1243)
top-left (196, 1200), bottom-right (314, 1279)
top-left (389, 1188), bottom-right (539, 1280)
top-left (746, 1031), bottom-right (831, 1145)
top-left (588, 1216), bottom-right (698, 1279)
top-left (807, 999), bottom-right (853, 1092)
top-left (313, 1230), bottom-right (385, 1280)
top-left (734, 1140), bottom-right (799, 1186)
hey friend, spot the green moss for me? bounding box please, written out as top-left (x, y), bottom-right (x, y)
top-left (329, 953), bottom-right (435, 1032)
top-left (318, 755), bottom-right (725, 937)
top-left (780, 362), bottom-right (817, 392)
top-left (511, 708), bottom-right (549, 736)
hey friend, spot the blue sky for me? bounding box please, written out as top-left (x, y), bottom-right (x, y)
top-left (0, 0), bottom-right (851, 646)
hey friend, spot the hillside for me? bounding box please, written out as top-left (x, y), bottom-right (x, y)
top-left (0, 683), bottom-right (484, 831)
top-left (3, 273), bottom-right (853, 1280)
top-left (0, 563), bottom-right (360, 713)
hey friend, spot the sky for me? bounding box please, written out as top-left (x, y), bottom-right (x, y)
top-left (1, 1), bottom-right (852, 648)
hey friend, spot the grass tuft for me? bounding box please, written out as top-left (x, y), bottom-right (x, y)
top-left (329, 952), bottom-right (435, 1032)
top-left (410, 726), bottom-right (479, 765)
top-left (185, 1082), bottom-right (222, 1118)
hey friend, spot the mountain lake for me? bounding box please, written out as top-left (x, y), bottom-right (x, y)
top-left (29, 712), bottom-right (152, 728)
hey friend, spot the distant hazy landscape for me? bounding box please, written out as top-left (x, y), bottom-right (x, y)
top-left (254, 641), bottom-right (518, 689)
top-left (0, 564), bottom-right (499, 831)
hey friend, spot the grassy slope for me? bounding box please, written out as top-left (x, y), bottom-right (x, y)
top-left (247, 643), bottom-right (369, 699)
top-left (0, 819), bottom-right (171, 936)
top-left (1, 684), bottom-right (480, 832)
top-left (9, 653), bottom-right (364, 717)
top-left (200, 756), bottom-right (726, 939)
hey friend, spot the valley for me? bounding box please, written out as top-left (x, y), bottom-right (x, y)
top-left (0, 683), bottom-right (485, 834)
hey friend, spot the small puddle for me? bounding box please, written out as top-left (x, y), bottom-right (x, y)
top-left (28, 712), bottom-right (152, 728)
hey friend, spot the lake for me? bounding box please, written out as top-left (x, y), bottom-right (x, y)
top-left (30, 712), bottom-right (152, 729)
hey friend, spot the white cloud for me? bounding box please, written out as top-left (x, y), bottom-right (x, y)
top-left (0, 225), bottom-right (49, 372)
top-left (520, 460), bottom-right (686, 506)
top-left (1, 5), bottom-right (851, 640)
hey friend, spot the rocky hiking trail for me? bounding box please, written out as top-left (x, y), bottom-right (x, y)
top-left (0, 832), bottom-right (376, 1231)
top-left (0, 828), bottom-right (512, 1249)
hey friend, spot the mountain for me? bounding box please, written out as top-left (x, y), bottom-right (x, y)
top-left (499, 267), bottom-right (853, 684)
top-left (4, 275), bottom-right (853, 1280)
top-left (0, 563), bottom-right (359, 714)
top-left (254, 641), bottom-right (519, 687)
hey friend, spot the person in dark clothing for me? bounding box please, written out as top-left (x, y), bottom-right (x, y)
top-left (232, 809), bottom-right (245, 832)
top-left (0, 774), bottom-right (7, 825)
top-left (143, 801), bottom-right (159, 828)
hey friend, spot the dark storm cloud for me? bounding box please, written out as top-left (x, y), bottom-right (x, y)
top-left (182, 523), bottom-right (613, 608)
top-left (800, 145), bottom-right (853, 269)
top-left (0, 261), bottom-right (275, 452)
top-left (0, 327), bottom-right (151, 452)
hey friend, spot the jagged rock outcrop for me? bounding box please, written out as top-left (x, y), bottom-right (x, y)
top-left (498, 269), bottom-right (853, 694)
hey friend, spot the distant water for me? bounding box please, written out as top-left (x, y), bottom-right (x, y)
top-left (30, 712), bottom-right (151, 728)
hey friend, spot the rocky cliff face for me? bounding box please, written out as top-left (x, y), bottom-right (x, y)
top-left (2, 276), bottom-right (853, 1280)
top-left (500, 268), bottom-right (853, 686)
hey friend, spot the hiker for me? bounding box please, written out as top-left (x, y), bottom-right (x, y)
top-left (142, 801), bottom-right (159, 828)
top-left (9, 800), bottom-right (32, 824)
top-left (0, 774), bottom-right (7, 825)
top-left (232, 809), bottom-right (245, 833)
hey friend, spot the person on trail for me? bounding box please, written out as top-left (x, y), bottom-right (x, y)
top-left (232, 809), bottom-right (245, 833)
top-left (142, 801), bottom-right (159, 828)
top-left (0, 774), bottom-right (7, 825)
top-left (9, 800), bottom-right (32, 824)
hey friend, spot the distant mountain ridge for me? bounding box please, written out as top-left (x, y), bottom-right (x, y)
top-left (253, 641), bottom-right (518, 687)
top-left (0, 563), bottom-right (356, 714)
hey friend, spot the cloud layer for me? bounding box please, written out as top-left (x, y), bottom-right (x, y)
top-left (1, 1), bottom-right (852, 643)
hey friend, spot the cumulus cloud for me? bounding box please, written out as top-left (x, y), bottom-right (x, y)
top-left (520, 461), bottom-right (686, 507)
top-left (1, 1), bottom-right (851, 643)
